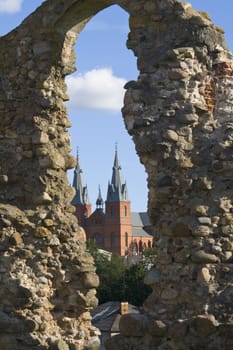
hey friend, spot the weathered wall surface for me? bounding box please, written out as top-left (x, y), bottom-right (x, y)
top-left (0, 0), bottom-right (232, 349)
top-left (108, 1), bottom-right (233, 349)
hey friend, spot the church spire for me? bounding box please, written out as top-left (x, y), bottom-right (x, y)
top-left (107, 145), bottom-right (129, 202)
top-left (71, 148), bottom-right (90, 205)
top-left (96, 185), bottom-right (104, 210)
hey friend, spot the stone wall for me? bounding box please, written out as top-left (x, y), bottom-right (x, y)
top-left (0, 0), bottom-right (232, 349)
top-left (107, 1), bottom-right (233, 349)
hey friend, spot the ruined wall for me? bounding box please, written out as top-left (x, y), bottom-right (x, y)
top-left (107, 1), bottom-right (233, 349)
top-left (0, 0), bottom-right (232, 349)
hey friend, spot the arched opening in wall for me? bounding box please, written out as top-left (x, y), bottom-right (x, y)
top-left (65, 5), bottom-right (148, 215)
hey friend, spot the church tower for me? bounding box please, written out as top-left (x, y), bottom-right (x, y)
top-left (71, 150), bottom-right (92, 226)
top-left (71, 146), bottom-right (152, 256)
top-left (105, 146), bottom-right (133, 255)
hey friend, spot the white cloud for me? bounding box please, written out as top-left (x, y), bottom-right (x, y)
top-left (0, 0), bottom-right (23, 13)
top-left (66, 68), bottom-right (127, 112)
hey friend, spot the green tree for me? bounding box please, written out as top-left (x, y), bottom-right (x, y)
top-left (87, 240), bottom-right (152, 306)
top-left (96, 253), bottom-right (126, 303)
top-left (124, 262), bottom-right (152, 306)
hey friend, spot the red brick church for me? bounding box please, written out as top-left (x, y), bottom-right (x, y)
top-left (71, 147), bottom-right (153, 256)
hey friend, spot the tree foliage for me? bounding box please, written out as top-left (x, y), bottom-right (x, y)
top-left (87, 240), bottom-right (152, 306)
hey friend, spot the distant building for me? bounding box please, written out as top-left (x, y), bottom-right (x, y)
top-left (71, 147), bottom-right (153, 256)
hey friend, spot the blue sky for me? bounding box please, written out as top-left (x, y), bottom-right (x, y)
top-left (0, 0), bottom-right (232, 211)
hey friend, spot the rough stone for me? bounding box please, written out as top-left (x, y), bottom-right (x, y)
top-left (168, 320), bottom-right (189, 339)
top-left (84, 337), bottom-right (101, 350)
top-left (147, 319), bottom-right (167, 337)
top-left (83, 272), bottom-right (100, 289)
top-left (161, 285), bottom-right (178, 300)
top-left (119, 314), bottom-right (147, 336)
top-left (144, 269), bottom-right (161, 285)
top-left (53, 339), bottom-right (69, 350)
top-left (0, 0), bottom-right (232, 349)
top-left (35, 226), bottom-right (52, 238)
top-left (191, 250), bottom-right (219, 263)
top-left (197, 267), bottom-right (211, 284)
top-left (191, 315), bottom-right (218, 337)
top-left (9, 231), bottom-right (23, 246)
top-left (192, 225), bottom-right (211, 237)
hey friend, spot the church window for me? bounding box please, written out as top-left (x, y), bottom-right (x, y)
top-left (125, 232), bottom-right (128, 247)
top-left (124, 205), bottom-right (127, 216)
top-left (111, 206), bottom-right (114, 216)
top-left (139, 240), bottom-right (143, 253)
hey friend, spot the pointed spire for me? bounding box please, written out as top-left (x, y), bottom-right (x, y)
top-left (111, 143), bottom-right (122, 188)
top-left (107, 144), bottom-right (129, 202)
top-left (96, 185), bottom-right (104, 210)
top-left (71, 148), bottom-right (90, 205)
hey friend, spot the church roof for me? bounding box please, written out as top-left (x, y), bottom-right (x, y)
top-left (131, 212), bottom-right (153, 238)
top-left (106, 146), bottom-right (129, 202)
top-left (131, 212), bottom-right (151, 227)
top-left (71, 150), bottom-right (90, 206)
top-left (132, 227), bottom-right (152, 238)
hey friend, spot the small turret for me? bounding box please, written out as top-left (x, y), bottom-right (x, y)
top-left (71, 148), bottom-right (90, 206)
top-left (96, 186), bottom-right (104, 211)
top-left (71, 148), bottom-right (92, 225)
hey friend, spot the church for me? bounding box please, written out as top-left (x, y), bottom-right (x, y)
top-left (71, 147), bottom-right (153, 256)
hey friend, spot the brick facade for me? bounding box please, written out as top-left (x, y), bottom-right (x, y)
top-left (72, 149), bottom-right (153, 256)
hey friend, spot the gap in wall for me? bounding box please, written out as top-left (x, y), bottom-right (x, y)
top-left (66, 5), bottom-right (148, 213)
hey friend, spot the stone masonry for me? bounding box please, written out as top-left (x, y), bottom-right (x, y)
top-left (0, 0), bottom-right (232, 349)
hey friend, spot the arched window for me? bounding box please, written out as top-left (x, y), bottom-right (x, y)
top-left (111, 206), bottom-right (114, 217)
top-left (125, 232), bottom-right (128, 247)
top-left (139, 240), bottom-right (143, 253)
top-left (124, 205), bottom-right (127, 216)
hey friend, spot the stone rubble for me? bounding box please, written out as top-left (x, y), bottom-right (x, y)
top-left (0, 0), bottom-right (232, 349)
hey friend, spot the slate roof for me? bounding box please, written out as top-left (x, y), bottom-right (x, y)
top-left (107, 148), bottom-right (129, 202)
top-left (131, 212), bottom-right (151, 227)
top-left (71, 151), bottom-right (90, 205)
top-left (91, 301), bottom-right (140, 333)
top-left (132, 227), bottom-right (152, 238)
